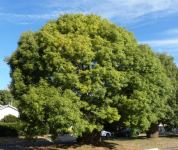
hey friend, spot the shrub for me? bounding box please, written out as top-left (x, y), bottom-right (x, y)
top-left (2, 115), bottom-right (19, 123)
top-left (0, 122), bottom-right (21, 137)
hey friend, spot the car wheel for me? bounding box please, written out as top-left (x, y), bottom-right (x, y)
top-left (106, 133), bottom-right (110, 138)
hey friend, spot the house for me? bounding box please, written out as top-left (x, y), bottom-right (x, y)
top-left (0, 104), bottom-right (19, 120)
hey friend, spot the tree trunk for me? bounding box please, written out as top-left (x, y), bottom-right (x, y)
top-left (77, 129), bottom-right (101, 144)
top-left (146, 123), bottom-right (159, 138)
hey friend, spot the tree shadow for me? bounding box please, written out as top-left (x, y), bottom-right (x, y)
top-left (0, 137), bottom-right (53, 150)
top-left (56, 141), bottom-right (119, 150)
top-left (159, 134), bottom-right (178, 139)
top-left (1, 135), bottom-right (160, 150)
top-left (111, 135), bottom-right (147, 141)
top-left (0, 137), bottom-right (121, 150)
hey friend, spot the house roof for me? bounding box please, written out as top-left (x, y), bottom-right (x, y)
top-left (0, 104), bottom-right (18, 111)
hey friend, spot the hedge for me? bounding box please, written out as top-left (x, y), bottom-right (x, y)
top-left (2, 115), bottom-right (19, 123)
top-left (0, 122), bottom-right (21, 137)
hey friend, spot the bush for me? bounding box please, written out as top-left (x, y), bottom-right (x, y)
top-left (2, 115), bottom-right (19, 123)
top-left (0, 122), bottom-right (21, 137)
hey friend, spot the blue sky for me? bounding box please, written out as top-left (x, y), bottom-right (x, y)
top-left (0, 0), bottom-right (178, 89)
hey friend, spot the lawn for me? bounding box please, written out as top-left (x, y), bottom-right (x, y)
top-left (1, 136), bottom-right (178, 149)
top-left (48, 136), bottom-right (178, 150)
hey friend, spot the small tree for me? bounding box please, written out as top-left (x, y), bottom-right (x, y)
top-left (0, 90), bottom-right (14, 105)
top-left (2, 115), bottom-right (19, 123)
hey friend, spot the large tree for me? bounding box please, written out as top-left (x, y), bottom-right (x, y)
top-left (8, 14), bottom-right (172, 140)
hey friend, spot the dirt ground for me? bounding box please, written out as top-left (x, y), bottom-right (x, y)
top-left (1, 136), bottom-right (178, 150)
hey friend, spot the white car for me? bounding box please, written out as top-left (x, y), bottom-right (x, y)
top-left (101, 130), bottom-right (112, 137)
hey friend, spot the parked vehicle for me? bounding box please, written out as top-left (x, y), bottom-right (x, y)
top-left (116, 128), bottom-right (140, 137)
top-left (101, 130), bottom-right (112, 137)
top-left (116, 128), bottom-right (131, 137)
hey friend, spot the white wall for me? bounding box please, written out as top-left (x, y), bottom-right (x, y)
top-left (0, 107), bottom-right (19, 120)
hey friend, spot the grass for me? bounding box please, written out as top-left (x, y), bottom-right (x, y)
top-left (1, 135), bottom-right (178, 149)
top-left (107, 136), bottom-right (178, 150)
top-left (52, 136), bottom-right (178, 150)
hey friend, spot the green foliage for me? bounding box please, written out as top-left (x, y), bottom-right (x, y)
top-left (113, 45), bottom-right (172, 131)
top-left (0, 90), bottom-right (14, 105)
top-left (2, 115), bottom-right (19, 123)
top-left (0, 122), bottom-right (20, 137)
top-left (8, 14), bottom-right (172, 138)
top-left (176, 75), bottom-right (178, 92)
top-left (20, 81), bottom-right (89, 138)
top-left (157, 53), bottom-right (178, 128)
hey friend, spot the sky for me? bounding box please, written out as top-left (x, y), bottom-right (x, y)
top-left (0, 0), bottom-right (178, 89)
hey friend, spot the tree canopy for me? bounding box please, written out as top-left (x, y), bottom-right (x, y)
top-left (8, 14), bottom-right (174, 138)
top-left (157, 53), bottom-right (178, 129)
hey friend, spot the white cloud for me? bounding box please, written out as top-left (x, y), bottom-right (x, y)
top-left (0, 60), bottom-right (7, 69)
top-left (162, 28), bottom-right (178, 35)
top-left (140, 38), bottom-right (178, 62)
top-left (140, 38), bottom-right (178, 47)
top-left (0, 12), bottom-right (59, 20)
top-left (0, 10), bottom-right (89, 24)
top-left (44, 0), bottom-right (178, 23)
top-left (0, 11), bottom-right (63, 24)
top-left (0, 0), bottom-right (178, 24)
top-left (97, 0), bottom-right (174, 18)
